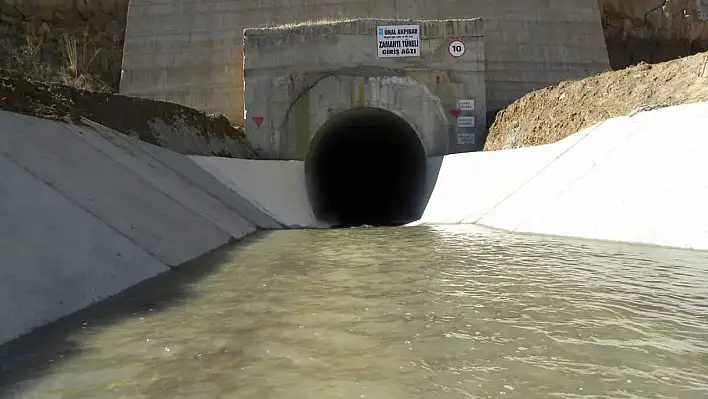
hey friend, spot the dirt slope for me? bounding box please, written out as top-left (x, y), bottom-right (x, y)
top-left (484, 51), bottom-right (708, 151)
top-left (0, 69), bottom-right (258, 158)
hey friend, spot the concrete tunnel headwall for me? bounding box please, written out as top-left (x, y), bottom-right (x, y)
top-left (243, 19), bottom-right (488, 160)
top-left (305, 107), bottom-right (428, 227)
top-left (246, 71), bottom-right (456, 226)
top-left (243, 19), bottom-right (489, 226)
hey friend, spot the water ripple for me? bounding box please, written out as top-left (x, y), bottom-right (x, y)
top-left (1, 225), bottom-right (707, 398)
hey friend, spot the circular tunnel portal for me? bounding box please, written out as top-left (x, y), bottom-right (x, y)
top-left (305, 107), bottom-right (428, 228)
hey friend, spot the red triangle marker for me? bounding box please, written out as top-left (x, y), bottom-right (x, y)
top-left (252, 116), bottom-right (264, 127)
top-left (448, 109), bottom-right (462, 118)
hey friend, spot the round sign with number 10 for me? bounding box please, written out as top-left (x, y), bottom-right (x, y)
top-left (448, 40), bottom-right (466, 58)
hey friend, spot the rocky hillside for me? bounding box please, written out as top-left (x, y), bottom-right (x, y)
top-left (600, 0), bottom-right (708, 69)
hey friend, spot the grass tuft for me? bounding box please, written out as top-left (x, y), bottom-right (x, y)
top-left (0, 22), bottom-right (123, 92)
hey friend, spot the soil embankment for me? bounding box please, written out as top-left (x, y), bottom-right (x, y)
top-left (484, 51), bottom-right (708, 151)
top-left (484, 0), bottom-right (708, 150)
top-left (0, 70), bottom-right (258, 158)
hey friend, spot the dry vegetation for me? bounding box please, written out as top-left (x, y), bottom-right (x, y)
top-left (0, 19), bottom-right (257, 158)
top-left (0, 22), bottom-right (122, 91)
top-left (484, 52), bottom-right (708, 151)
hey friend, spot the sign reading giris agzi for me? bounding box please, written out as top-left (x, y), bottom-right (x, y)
top-left (376, 25), bottom-right (421, 58)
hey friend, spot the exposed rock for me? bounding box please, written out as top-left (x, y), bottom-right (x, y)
top-left (0, 0), bottom-right (22, 19)
top-left (600, 0), bottom-right (708, 68)
top-left (0, 0), bottom-right (129, 26)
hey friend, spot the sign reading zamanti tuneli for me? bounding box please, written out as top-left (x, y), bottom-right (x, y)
top-left (376, 25), bottom-right (420, 58)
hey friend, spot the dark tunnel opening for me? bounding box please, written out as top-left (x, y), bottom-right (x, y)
top-left (305, 107), bottom-right (428, 228)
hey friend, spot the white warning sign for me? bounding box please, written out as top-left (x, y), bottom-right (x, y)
top-left (457, 132), bottom-right (476, 145)
top-left (457, 99), bottom-right (475, 111)
top-left (457, 116), bottom-right (476, 128)
top-left (377, 25), bottom-right (420, 58)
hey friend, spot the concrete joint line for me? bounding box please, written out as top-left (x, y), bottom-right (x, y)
top-left (69, 122), bottom-right (238, 241)
top-left (469, 120), bottom-right (609, 225)
top-left (275, 64), bottom-right (414, 130)
top-left (505, 118), bottom-right (643, 230)
top-left (278, 69), bottom-right (345, 131)
top-left (0, 152), bottom-right (168, 269)
top-left (193, 162), bottom-right (285, 226)
top-left (80, 117), bottom-right (272, 229)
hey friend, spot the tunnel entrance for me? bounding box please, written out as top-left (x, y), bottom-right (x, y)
top-left (305, 107), bottom-right (428, 228)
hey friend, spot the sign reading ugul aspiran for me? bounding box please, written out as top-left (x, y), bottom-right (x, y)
top-left (377, 25), bottom-right (420, 58)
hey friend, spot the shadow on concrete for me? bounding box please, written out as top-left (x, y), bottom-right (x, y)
top-left (417, 155), bottom-right (444, 218)
top-left (0, 231), bottom-right (272, 395)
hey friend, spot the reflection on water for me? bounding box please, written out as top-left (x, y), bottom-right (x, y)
top-left (1, 225), bottom-right (707, 398)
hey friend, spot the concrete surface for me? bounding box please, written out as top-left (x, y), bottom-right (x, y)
top-left (0, 153), bottom-right (168, 347)
top-left (81, 119), bottom-right (282, 230)
top-left (1, 117), bottom-right (229, 266)
top-left (4, 101), bottom-right (707, 346)
top-left (75, 121), bottom-right (257, 241)
top-left (120, 0), bottom-right (610, 125)
top-left (0, 110), bottom-right (273, 345)
top-left (415, 101), bottom-right (708, 250)
top-left (190, 157), bottom-right (321, 228)
top-left (244, 19), bottom-right (486, 158)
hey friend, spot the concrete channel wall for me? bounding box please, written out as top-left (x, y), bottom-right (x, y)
top-left (0, 110), bottom-right (281, 345)
top-left (189, 157), bottom-right (321, 228)
top-left (416, 101), bottom-right (708, 250)
top-left (2, 101), bottom-right (707, 346)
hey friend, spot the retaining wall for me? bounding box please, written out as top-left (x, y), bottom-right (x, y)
top-left (120, 0), bottom-right (609, 125)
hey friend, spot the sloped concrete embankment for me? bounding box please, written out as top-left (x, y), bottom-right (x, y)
top-left (190, 157), bottom-right (321, 228)
top-left (0, 110), bottom-right (281, 345)
top-left (416, 101), bottom-right (708, 250)
top-left (3, 101), bottom-right (707, 346)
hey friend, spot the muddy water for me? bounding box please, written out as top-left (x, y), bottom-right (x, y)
top-left (1, 225), bottom-right (707, 398)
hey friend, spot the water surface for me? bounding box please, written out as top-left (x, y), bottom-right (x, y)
top-left (1, 225), bottom-right (707, 398)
